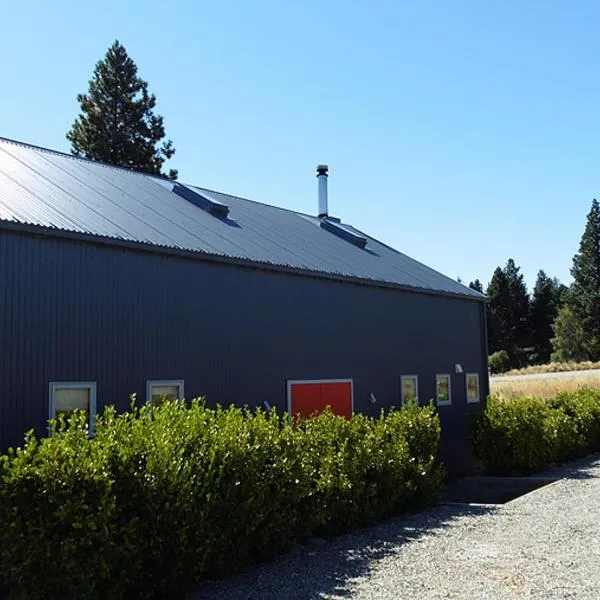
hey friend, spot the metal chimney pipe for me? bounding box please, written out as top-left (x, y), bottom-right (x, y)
top-left (317, 164), bottom-right (328, 218)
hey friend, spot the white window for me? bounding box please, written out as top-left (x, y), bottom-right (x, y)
top-left (49, 382), bottom-right (97, 430)
top-left (401, 375), bottom-right (419, 406)
top-left (436, 374), bottom-right (451, 406)
top-left (466, 373), bottom-right (480, 403)
top-left (146, 380), bottom-right (185, 406)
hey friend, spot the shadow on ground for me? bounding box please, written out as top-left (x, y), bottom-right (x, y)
top-left (189, 502), bottom-right (496, 600)
top-left (542, 452), bottom-right (600, 480)
top-left (191, 453), bottom-right (600, 600)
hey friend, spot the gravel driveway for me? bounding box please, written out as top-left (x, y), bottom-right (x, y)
top-left (191, 454), bottom-right (600, 599)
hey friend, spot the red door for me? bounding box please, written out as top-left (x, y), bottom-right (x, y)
top-left (288, 380), bottom-right (353, 420)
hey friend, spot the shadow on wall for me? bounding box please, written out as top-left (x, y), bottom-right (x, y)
top-left (191, 502), bottom-right (497, 600)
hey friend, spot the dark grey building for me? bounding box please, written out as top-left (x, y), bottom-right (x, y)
top-left (0, 137), bottom-right (487, 475)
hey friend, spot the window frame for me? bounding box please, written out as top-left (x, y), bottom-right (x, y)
top-left (400, 375), bottom-right (419, 406)
top-left (146, 379), bottom-right (185, 405)
top-left (435, 374), bottom-right (452, 406)
top-left (48, 381), bottom-right (97, 431)
top-left (466, 372), bottom-right (480, 404)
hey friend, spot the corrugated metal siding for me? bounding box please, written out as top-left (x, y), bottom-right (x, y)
top-left (0, 230), bottom-right (486, 474)
top-left (0, 137), bottom-right (483, 300)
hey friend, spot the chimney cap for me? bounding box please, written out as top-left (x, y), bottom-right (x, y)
top-left (316, 164), bottom-right (329, 176)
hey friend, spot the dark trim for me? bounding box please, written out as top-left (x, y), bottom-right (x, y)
top-left (481, 302), bottom-right (490, 399)
top-left (0, 219), bottom-right (486, 303)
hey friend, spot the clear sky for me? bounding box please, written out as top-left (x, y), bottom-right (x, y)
top-left (1, 1), bottom-right (597, 290)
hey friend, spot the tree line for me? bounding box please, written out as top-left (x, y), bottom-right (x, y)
top-left (469, 199), bottom-right (600, 371)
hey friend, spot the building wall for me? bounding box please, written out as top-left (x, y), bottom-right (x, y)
top-left (0, 230), bottom-right (488, 475)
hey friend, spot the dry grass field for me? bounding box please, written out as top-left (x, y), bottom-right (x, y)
top-left (503, 361), bottom-right (600, 376)
top-left (490, 370), bottom-right (600, 401)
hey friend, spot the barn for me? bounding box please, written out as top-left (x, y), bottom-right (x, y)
top-left (0, 137), bottom-right (488, 475)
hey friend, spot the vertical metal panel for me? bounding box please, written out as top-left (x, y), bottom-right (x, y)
top-left (0, 230), bottom-right (486, 474)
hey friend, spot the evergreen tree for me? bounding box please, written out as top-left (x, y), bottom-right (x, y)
top-left (469, 279), bottom-right (484, 293)
top-left (529, 270), bottom-right (562, 363)
top-left (551, 305), bottom-right (586, 362)
top-left (486, 267), bottom-right (512, 354)
top-left (568, 199), bottom-right (600, 360)
top-left (486, 259), bottom-right (530, 364)
top-left (67, 40), bottom-right (177, 179)
top-left (503, 258), bottom-right (530, 351)
top-left (552, 278), bottom-right (569, 307)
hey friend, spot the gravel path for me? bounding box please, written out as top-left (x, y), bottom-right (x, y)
top-left (191, 454), bottom-right (600, 599)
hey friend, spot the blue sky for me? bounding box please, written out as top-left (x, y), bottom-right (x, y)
top-left (1, 1), bottom-right (597, 290)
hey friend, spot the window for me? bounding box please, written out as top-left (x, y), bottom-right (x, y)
top-left (401, 375), bottom-right (419, 406)
top-left (436, 374), bottom-right (451, 406)
top-left (466, 373), bottom-right (480, 403)
top-left (49, 382), bottom-right (97, 430)
top-left (146, 380), bottom-right (185, 406)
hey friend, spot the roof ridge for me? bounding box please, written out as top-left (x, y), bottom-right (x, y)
top-left (0, 135), bottom-right (170, 180)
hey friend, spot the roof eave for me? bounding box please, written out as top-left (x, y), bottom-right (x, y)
top-left (0, 219), bottom-right (486, 303)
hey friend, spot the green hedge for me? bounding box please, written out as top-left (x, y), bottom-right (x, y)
top-left (488, 350), bottom-right (511, 374)
top-left (0, 401), bottom-right (443, 600)
top-left (471, 388), bottom-right (600, 475)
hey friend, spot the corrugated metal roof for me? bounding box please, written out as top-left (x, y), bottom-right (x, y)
top-left (0, 137), bottom-right (483, 300)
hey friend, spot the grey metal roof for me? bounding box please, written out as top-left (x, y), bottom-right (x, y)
top-left (0, 137), bottom-right (483, 300)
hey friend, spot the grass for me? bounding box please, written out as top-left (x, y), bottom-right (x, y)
top-left (503, 360), bottom-right (600, 376)
top-left (490, 371), bottom-right (600, 401)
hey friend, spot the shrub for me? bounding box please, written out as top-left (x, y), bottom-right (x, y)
top-left (489, 350), bottom-right (511, 374)
top-left (0, 415), bottom-right (123, 600)
top-left (0, 401), bottom-right (443, 599)
top-left (471, 388), bottom-right (600, 475)
top-left (549, 389), bottom-right (600, 452)
top-left (293, 407), bottom-right (444, 537)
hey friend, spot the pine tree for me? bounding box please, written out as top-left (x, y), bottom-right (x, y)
top-left (566, 198), bottom-right (600, 359)
top-left (486, 267), bottom-right (512, 354)
top-left (503, 258), bottom-right (530, 352)
top-left (486, 259), bottom-right (530, 364)
top-left (67, 40), bottom-right (177, 179)
top-left (551, 305), bottom-right (586, 362)
top-left (529, 270), bottom-right (562, 363)
top-left (469, 279), bottom-right (484, 293)
top-left (552, 278), bottom-right (569, 307)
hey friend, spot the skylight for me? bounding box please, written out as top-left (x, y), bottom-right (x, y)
top-left (172, 183), bottom-right (230, 218)
top-left (320, 218), bottom-right (367, 249)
